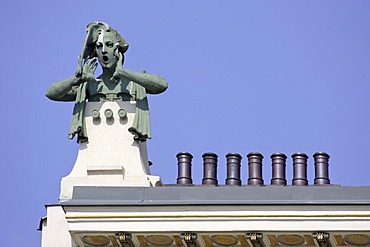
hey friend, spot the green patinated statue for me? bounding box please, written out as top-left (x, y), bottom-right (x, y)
top-left (46, 21), bottom-right (168, 143)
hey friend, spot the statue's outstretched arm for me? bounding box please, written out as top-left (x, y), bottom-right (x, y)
top-left (45, 76), bottom-right (81, 101)
top-left (112, 53), bottom-right (168, 94)
top-left (46, 58), bottom-right (98, 101)
top-left (114, 68), bottom-right (168, 94)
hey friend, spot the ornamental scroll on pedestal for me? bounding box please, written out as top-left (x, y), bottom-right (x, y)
top-left (46, 21), bottom-right (168, 200)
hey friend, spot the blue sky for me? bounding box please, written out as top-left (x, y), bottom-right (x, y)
top-left (2, 1), bottom-right (370, 246)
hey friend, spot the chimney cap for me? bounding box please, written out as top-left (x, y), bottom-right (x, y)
top-left (202, 152), bottom-right (218, 158)
top-left (176, 152), bottom-right (193, 158)
top-left (291, 152), bottom-right (308, 159)
top-left (270, 153), bottom-right (287, 159)
top-left (225, 153), bottom-right (242, 159)
top-left (247, 152), bottom-right (264, 158)
top-left (313, 151), bottom-right (330, 158)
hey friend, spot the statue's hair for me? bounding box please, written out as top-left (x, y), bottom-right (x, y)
top-left (104, 28), bottom-right (129, 54)
top-left (80, 21), bottom-right (129, 61)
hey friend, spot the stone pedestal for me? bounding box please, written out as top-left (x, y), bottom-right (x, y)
top-left (60, 101), bottom-right (162, 200)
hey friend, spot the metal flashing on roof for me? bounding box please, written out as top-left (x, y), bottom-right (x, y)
top-left (61, 185), bottom-right (370, 206)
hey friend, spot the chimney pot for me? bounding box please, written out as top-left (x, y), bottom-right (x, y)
top-left (176, 152), bottom-right (193, 185)
top-left (292, 152), bottom-right (308, 186)
top-left (225, 153), bottom-right (242, 186)
top-left (270, 153), bottom-right (287, 185)
top-left (202, 152), bottom-right (218, 185)
top-left (313, 152), bottom-right (330, 185)
top-left (247, 152), bottom-right (264, 185)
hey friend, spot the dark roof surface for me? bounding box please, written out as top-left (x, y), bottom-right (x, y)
top-left (61, 185), bottom-right (370, 206)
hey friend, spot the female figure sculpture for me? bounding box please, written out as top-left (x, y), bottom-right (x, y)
top-left (46, 21), bottom-right (168, 143)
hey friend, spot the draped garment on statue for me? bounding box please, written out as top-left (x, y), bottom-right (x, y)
top-left (68, 79), bottom-right (150, 143)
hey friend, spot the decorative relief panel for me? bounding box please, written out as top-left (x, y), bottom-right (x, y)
top-left (202, 234), bottom-right (249, 247)
top-left (267, 234), bottom-right (315, 247)
top-left (80, 235), bottom-right (120, 247)
top-left (334, 234), bottom-right (370, 246)
top-left (75, 232), bottom-right (370, 247)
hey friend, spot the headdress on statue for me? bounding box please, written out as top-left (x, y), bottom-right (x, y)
top-left (76, 21), bottom-right (129, 76)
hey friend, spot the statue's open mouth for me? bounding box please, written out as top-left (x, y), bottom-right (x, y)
top-left (103, 55), bottom-right (109, 62)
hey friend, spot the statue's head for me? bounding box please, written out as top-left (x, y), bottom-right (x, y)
top-left (80, 21), bottom-right (129, 69)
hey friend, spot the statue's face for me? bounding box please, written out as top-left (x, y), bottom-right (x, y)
top-left (95, 32), bottom-right (118, 69)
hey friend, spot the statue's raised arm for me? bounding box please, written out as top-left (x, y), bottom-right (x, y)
top-left (110, 52), bottom-right (168, 95)
top-left (45, 58), bottom-right (98, 101)
top-left (45, 21), bottom-right (168, 143)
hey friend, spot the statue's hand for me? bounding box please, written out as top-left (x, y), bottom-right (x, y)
top-left (110, 51), bottom-right (124, 82)
top-left (81, 58), bottom-right (98, 82)
top-left (75, 55), bottom-right (83, 77)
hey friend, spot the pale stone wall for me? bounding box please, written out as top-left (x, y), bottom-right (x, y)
top-left (41, 206), bottom-right (75, 247)
top-left (60, 102), bottom-right (161, 200)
